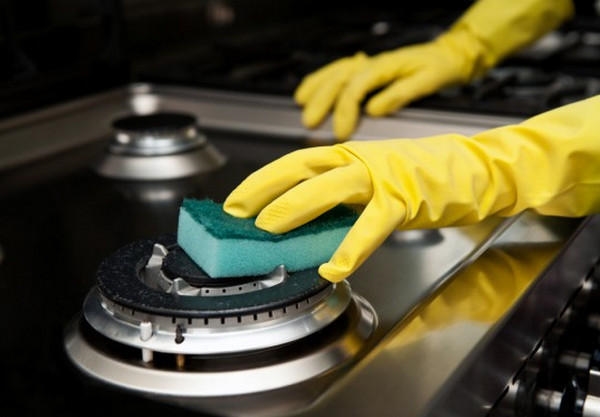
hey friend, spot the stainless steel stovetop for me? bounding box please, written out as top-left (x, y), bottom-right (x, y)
top-left (1, 84), bottom-right (598, 417)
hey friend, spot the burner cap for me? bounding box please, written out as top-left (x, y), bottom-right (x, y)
top-left (112, 112), bottom-right (197, 133)
top-left (161, 245), bottom-right (258, 288)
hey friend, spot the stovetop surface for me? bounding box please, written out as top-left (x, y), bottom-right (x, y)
top-left (0, 86), bottom-right (594, 417)
top-left (0, 128), bottom-right (298, 416)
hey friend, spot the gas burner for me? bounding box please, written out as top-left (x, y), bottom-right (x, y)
top-left (94, 112), bottom-right (226, 180)
top-left (64, 235), bottom-right (377, 411)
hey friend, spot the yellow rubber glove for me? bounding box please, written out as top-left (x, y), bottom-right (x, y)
top-left (295, 0), bottom-right (574, 141)
top-left (224, 95), bottom-right (600, 282)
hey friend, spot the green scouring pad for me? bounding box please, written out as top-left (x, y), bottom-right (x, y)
top-left (177, 198), bottom-right (358, 278)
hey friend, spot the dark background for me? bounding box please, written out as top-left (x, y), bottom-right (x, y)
top-left (1, 0), bottom-right (599, 118)
top-left (0, 0), bottom-right (487, 118)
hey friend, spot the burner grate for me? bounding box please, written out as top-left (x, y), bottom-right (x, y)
top-left (95, 235), bottom-right (332, 318)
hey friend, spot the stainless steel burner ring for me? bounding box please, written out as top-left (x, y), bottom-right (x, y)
top-left (94, 112), bottom-right (226, 180)
top-left (83, 281), bottom-right (351, 355)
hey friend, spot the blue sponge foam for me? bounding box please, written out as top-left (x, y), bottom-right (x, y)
top-left (177, 198), bottom-right (357, 278)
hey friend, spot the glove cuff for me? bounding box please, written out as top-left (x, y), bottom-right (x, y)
top-left (443, 0), bottom-right (574, 81)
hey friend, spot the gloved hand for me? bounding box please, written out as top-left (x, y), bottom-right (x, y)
top-left (295, 0), bottom-right (574, 141)
top-left (224, 95), bottom-right (600, 282)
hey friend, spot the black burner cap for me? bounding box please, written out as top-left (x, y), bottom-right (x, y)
top-left (112, 112), bottom-right (197, 132)
top-left (162, 245), bottom-right (258, 288)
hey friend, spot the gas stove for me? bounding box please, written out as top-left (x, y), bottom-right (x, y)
top-left (1, 83), bottom-right (599, 417)
top-left (3, 4), bottom-right (600, 416)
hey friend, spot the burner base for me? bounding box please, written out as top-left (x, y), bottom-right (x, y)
top-left (93, 143), bottom-right (226, 180)
top-left (64, 292), bottom-right (376, 402)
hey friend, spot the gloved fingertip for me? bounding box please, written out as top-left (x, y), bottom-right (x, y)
top-left (333, 98), bottom-right (360, 140)
top-left (333, 111), bottom-right (355, 140)
top-left (365, 96), bottom-right (396, 117)
top-left (302, 109), bottom-right (322, 128)
top-left (255, 212), bottom-right (287, 234)
top-left (318, 263), bottom-right (348, 283)
top-left (333, 129), bottom-right (352, 142)
top-left (333, 121), bottom-right (353, 141)
top-left (222, 200), bottom-right (253, 218)
top-left (294, 88), bottom-right (308, 106)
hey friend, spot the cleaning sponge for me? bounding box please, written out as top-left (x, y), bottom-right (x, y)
top-left (177, 198), bottom-right (357, 278)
